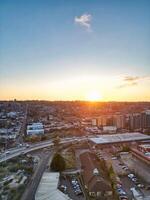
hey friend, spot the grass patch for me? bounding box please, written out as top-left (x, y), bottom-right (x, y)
top-left (61, 149), bottom-right (76, 169)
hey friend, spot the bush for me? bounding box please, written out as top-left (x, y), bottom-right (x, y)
top-left (9, 163), bottom-right (22, 172)
top-left (25, 166), bottom-right (33, 174)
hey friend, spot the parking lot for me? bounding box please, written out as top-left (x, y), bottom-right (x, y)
top-left (118, 154), bottom-right (150, 200)
top-left (120, 152), bottom-right (150, 184)
top-left (59, 175), bottom-right (86, 200)
top-left (95, 148), bottom-right (150, 200)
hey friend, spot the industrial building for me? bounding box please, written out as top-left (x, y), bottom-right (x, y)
top-left (89, 132), bottom-right (150, 145)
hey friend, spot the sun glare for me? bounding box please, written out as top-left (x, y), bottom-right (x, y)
top-left (86, 91), bottom-right (102, 102)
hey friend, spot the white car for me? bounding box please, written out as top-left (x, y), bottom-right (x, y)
top-left (137, 184), bottom-right (144, 188)
top-left (128, 173), bottom-right (135, 179)
top-left (112, 157), bottom-right (117, 160)
top-left (145, 152), bottom-right (150, 157)
top-left (26, 144), bottom-right (30, 148)
top-left (5, 151), bottom-right (10, 155)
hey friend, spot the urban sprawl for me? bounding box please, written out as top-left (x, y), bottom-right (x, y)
top-left (0, 101), bottom-right (150, 200)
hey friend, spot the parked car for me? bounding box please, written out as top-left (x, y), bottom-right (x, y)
top-left (60, 185), bottom-right (67, 192)
top-left (137, 184), bottom-right (144, 188)
top-left (128, 173), bottom-right (135, 178)
top-left (26, 144), bottom-right (30, 148)
top-left (71, 178), bottom-right (82, 195)
top-left (119, 196), bottom-right (128, 200)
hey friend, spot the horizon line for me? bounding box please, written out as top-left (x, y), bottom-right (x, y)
top-left (0, 99), bottom-right (150, 103)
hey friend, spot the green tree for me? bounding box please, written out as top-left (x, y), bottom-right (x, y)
top-left (50, 153), bottom-right (65, 172)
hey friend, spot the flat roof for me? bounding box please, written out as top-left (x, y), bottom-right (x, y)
top-left (89, 133), bottom-right (150, 145)
top-left (35, 172), bottom-right (71, 200)
top-left (139, 144), bottom-right (150, 148)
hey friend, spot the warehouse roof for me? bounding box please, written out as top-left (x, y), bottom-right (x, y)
top-left (35, 172), bottom-right (71, 200)
top-left (89, 132), bottom-right (150, 144)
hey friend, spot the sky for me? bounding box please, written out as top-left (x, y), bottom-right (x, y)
top-left (0, 0), bottom-right (150, 101)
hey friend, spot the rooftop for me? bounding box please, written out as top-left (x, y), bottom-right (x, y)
top-left (89, 132), bottom-right (150, 145)
top-left (35, 172), bottom-right (71, 200)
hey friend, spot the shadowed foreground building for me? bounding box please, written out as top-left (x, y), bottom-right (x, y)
top-left (80, 152), bottom-right (112, 199)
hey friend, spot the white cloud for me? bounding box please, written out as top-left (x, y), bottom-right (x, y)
top-left (74, 14), bottom-right (92, 31)
top-left (117, 75), bottom-right (150, 88)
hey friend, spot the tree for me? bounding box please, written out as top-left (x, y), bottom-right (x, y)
top-left (50, 153), bottom-right (65, 172)
top-left (53, 136), bottom-right (60, 147)
top-left (122, 146), bottom-right (130, 152)
top-left (41, 135), bottom-right (47, 141)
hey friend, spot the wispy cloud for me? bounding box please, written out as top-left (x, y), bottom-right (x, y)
top-left (74, 14), bottom-right (92, 31)
top-left (117, 75), bottom-right (150, 88)
top-left (123, 76), bottom-right (141, 82)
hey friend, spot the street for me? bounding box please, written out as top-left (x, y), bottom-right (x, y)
top-left (21, 150), bottom-right (54, 200)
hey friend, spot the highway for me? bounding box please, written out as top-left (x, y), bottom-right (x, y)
top-left (0, 137), bottom-right (83, 163)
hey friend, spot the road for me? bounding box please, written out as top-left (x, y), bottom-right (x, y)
top-left (16, 104), bottom-right (28, 145)
top-left (0, 137), bottom-right (80, 163)
top-left (0, 136), bottom-right (88, 163)
top-left (21, 150), bottom-right (54, 200)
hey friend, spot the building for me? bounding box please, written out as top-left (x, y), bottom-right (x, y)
top-left (97, 116), bottom-right (107, 126)
top-left (80, 152), bottom-right (112, 199)
top-left (138, 144), bottom-right (150, 153)
top-left (114, 114), bottom-right (125, 129)
top-left (141, 110), bottom-right (150, 129)
top-left (89, 132), bottom-right (150, 146)
top-left (129, 113), bottom-right (141, 130)
top-left (7, 112), bottom-right (17, 118)
top-left (81, 118), bottom-right (92, 126)
top-left (35, 172), bottom-right (71, 200)
top-left (27, 122), bottom-right (44, 136)
top-left (27, 122), bottom-right (43, 130)
top-left (103, 126), bottom-right (117, 134)
top-left (92, 119), bottom-right (97, 126)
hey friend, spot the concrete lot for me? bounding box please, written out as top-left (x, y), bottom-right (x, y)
top-left (120, 153), bottom-right (150, 184)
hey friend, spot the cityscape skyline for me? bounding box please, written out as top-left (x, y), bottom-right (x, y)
top-left (0, 0), bottom-right (150, 101)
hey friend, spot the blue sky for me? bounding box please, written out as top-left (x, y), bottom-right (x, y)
top-left (0, 0), bottom-right (150, 100)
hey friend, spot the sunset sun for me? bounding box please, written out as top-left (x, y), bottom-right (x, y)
top-left (86, 91), bottom-right (103, 102)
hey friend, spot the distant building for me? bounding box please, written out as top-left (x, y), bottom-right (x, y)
top-left (97, 115), bottom-right (114, 126)
top-left (81, 118), bottom-right (92, 126)
top-left (114, 115), bottom-right (125, 129)
top-left (103, 126), bottom-right (117, 134)
top-left (97, 116), bottom-right (107, 126)
top-left (141, 110), bottom-right (150, 129)
top-left (129, 113), bottom-right (141, 130)
top-left (91, 119), bottom-right (97, 126)
top-left (7, 112), bottom-right (17, 118)
top-left (27, 122), bottom-right (44, 136)
top-left (27, 122), bottom-right (43, 130)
